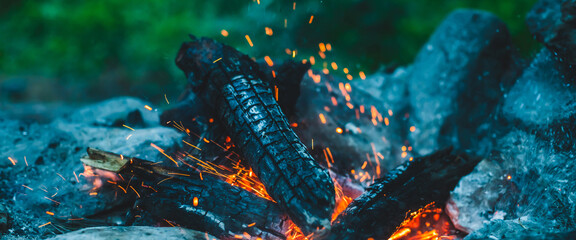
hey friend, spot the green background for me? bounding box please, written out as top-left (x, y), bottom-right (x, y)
top-left (0, 0), bottom-right (539, 103)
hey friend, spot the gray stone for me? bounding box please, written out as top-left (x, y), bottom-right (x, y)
top-left (450, 130), bottom-right (576, 233)
top-left (527, 0), bottom-right (576, 71)
top-left (464, 219), bottom-right (576, 240)
top-left (407, 9), bottom-right (518, 155)
top-left (46, 226), bottom-right (215, 240)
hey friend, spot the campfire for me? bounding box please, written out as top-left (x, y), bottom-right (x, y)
top-left (2, 0), bottom-right (576, 239)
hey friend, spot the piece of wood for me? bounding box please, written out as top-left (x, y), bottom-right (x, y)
top-left (81, 148), bottom-right (290, 240)
top-left (327, 148), bottom-right (480, 240)
top-left (175, 36), bottom-right (335, 235)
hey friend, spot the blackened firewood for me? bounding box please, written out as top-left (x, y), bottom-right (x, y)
top-left (81, 148), bottom-right (290, 240)
top-left (175, 36), bottom-right (335, 236)
top-left (327, 148), bottom-right (480, 240)
top-left (258, 59), bottom-right (311, 117)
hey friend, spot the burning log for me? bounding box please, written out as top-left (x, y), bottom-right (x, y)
top-left (81, 148), bottom-right (291, 240)
top-left (174, 36), bottom-right (336, 235)
top-left (328, 148), bottom-right (480, 240)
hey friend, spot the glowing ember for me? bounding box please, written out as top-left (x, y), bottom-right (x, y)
top-left (388, 203), bottom-right (463, 240)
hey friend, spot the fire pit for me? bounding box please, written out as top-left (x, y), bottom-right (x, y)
top-left (2, 0), bottom-right (576, 239)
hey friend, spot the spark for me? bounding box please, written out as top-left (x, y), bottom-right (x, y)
top-left (309, 56), bottom-right (316, 66)
top-left (290, 122), bottom-right (298, 128)
top-left (311, 139), bottom-right (314, 150)
top-left (292, 50), bottom-right (296, 58)
top-left (245, 35), bottom-right (254, 47)
top-left (336, 127), bottom-right (343, 134)
top-left (507, 175), bottom-right (512, 180)
top-left (221, 29), bottom-right (229, 37)
top-left (24, 156), bottom-right (28, 166)
top-left (343, 68), bottom-right (349, 74)
top-left (264, 56), bottom-right (274, 67)
top-left (274, 86), bottom-right (279, 101)
top-left (359, 71), bottom-right (366, 80)
top-left (22, 185), bottom-right (33, 191)
top-left (309, 15), bottom-right (314, 24)
top-left (151, 143), bottom-right (179, 166)
top-left (126, 134), bottom-right (133, 140)
top-left (157, 177), bottom-right (174, 185)
top-left (410, 126), bottom-right (416, 132)
top-left (130, 185), bottom-right (141, 198)
top-left (331, 62), bottom-right (338, 70)
top-left (73, 171), bottom-right (80, 183)
top-left (122, 124), bottom-right (135, 131)
top-left (8, 157), bottom-right (16, 165)
top-left (182, 140), bottom-right (202, 150)
top-left (384, 117), bottom-right (390, 126)
top-left (213, 58), bottom-right (222, 63)
top-left (89, 192), bottom-right (97, 196)
top-left (46, 211), bottom-right (54, 216)
top-left (265, 27), bottom-right (273, 36)
top-left (284, 18), bottom-right (287, 28)
top-left (193, 197), bottom-right (199, 207)
top-left (144, 105), bottom-right (153, 111)
top-left (293, 2), bottom-right (296, 10)
top-left (322, 68), bottom-right (329, 74)
top-left (401, 152), bottom-right (408, 158)
top-left (331, 97), bottom-right (338, 106)
top-left (256, 0), bottom-right (260, 4)
top-left (324, 149), bottom-right (331, 168)
top-left (319, 51), bottom-right (326, 59)
top-left (388, 228), bottom-right (411, 240)
top-left (56, 173), bottom-right (66, 181)
top-left (248, 222), bottom-right (256, 227)
top-left (346, 74), bottom-right (353, 80)
top-left (346, 102), bottom-right (354, 109)
top-left (319, 113), bottom-right (327, 124)
top-left (38, 222), bottom-right (52, 228)
top-left (326, 147), bottom-right (334, 163)
top-left (164, 94), bottom-right (170, 104)
top-left (326, 43), bottom-right (332, 51)
top-left (319, 43), bottom-right (326, 52)
top-left (44, 197), bottom-right (60, 205)
top-left (361, 161), bottom-right (367, 169)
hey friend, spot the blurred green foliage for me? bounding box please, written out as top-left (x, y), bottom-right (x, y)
top-left (0, 0), bottom-right (539, 103)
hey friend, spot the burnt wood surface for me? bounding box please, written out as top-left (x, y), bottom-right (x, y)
top-left (175, 36), bottom-right (335, 235)
top-left (327, 148), bottom-right (480, 240)
top-left (115, 153), bottom-right (291, 240)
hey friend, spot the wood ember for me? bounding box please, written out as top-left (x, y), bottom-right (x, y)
top-left (81, 148), bottom-right (291, 240)
top-left (174, 36), bottom-right (335, 235)
top-left (328, 148), bottom-right (480, 240)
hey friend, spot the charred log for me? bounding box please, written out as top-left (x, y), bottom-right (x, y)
top-left (81, 148), bottom-right (290, 240)
top-left (175, 36), bottom-right (335, 235)
top-left (328, 148), bottom-right (480, 240)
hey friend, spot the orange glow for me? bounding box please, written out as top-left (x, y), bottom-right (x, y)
top-left (265, 27), bottom-right (273, 36)
top-left (319, 51), bottom-right (326, 59)
top-left (359, 71), bottom-right (366, 80)
top-left (389, 203), bottom-right (459, 240)
top-left (346, 74), bottom-right (353, 80)
top-left (319, 43), bottom-right (326, 52)
top-left (245, 35), bottom-right (254, 47)
top-left (309, 15), bottom-right (314, 24)
top-left (221, 30), bottom-right (229, 37)
top-left (144, 105), bottom-right (153, 111)
top-left (410, 126), bottom-right (416, 132)
top-left (336, 127), bottom-right (343, 134)
top-left (331, 97), bottom-right (338, 106)
top-left (309, 56), bottom-right (316, 65)
top-left (46, 211), bottom-right (54, 216)
top-left (326, 43), bottom-right (332, 51)
top-left (331, 62), bottom-right (338, 70)
top-left (193, 197), bottom-right (199, 207)
top-left (8, 157), bottom-right (16, 165)
top-left (319, 113), bottom-right (327, 124)
top-left (343, 68), bottom-right (349, 74)
top-left (322, 68), bottom-right (329, 74)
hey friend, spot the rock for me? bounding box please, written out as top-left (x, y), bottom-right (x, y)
top-left (503, 48), bottom-right (576, 151)
top-left (464, 219), bottom-right (576, 240)
top-left (527, 0), bottom-right (576, 73)
top-left (0, 204), bottom-right (8, 234)
top-left (450, 130), bottom-right (576, 233)
top-left (46, 226), bottom-right (215, 240)
top-left (293, 69), bottom-right (409, 181)
top-left (55, 97), bottom-right (160, 128)
top-left (407, 9), bottom-right (519, 155)
top-left (0, 97), bottom-right (184, 237)
top-left (526, 0), bottom-right (565, 44)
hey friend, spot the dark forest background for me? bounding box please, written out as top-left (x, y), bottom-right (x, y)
top-left (0, 0), bottom-right (539, 104)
